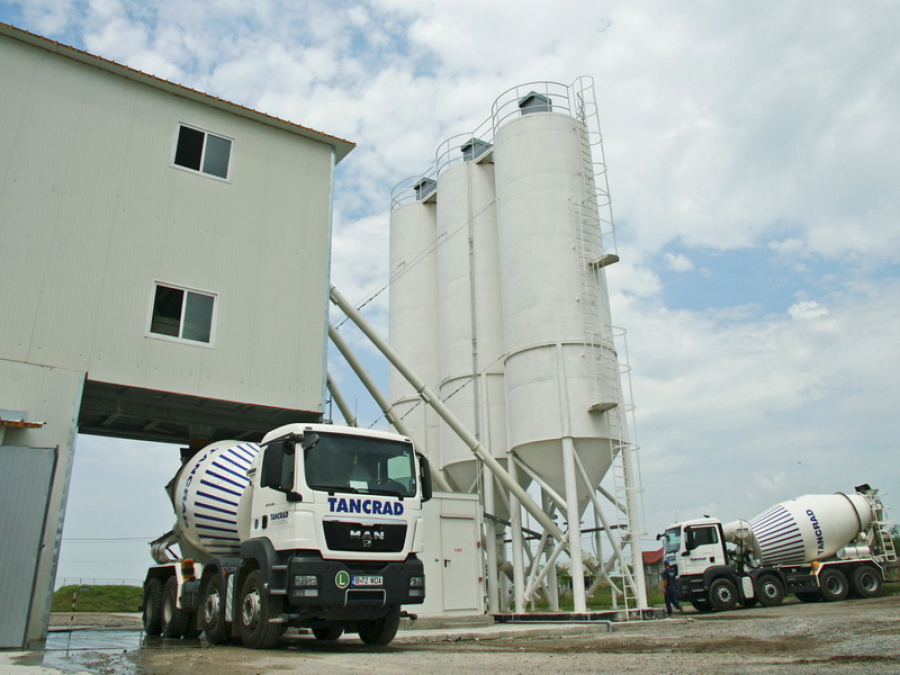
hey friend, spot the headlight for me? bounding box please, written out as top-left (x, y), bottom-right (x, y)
top-left (409, 576), bottom-right (425, 588)
top-left (294, 575), bottom-right (319, 586)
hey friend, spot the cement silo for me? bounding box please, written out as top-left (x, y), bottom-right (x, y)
top-left (434, 137), bottom-right (508, 494)
top-left (388, 182), bottom-right (442, 465)
top-left (387, 78), bottom-right (645, 614)
top-left (492, 96), bottom-right (622, 513)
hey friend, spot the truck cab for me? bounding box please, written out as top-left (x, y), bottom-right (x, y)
top-left (662, 518), bottom-right (728, 577)
top-left (661, 518), bottom-right (747, 612)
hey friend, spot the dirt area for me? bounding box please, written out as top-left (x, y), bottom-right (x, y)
top-left (122, 595), bottom-right (900, 675)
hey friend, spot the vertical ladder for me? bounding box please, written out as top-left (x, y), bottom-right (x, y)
top-left (571, 93), bottom-right (640, 614)
top-left (876, 523), bottom-right (898, 563)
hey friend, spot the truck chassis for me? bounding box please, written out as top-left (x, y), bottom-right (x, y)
top-left (677, 558), bottom-right (885, 612)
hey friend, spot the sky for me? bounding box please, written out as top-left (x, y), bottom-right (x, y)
top-left (2, 0), bottom-right (898, 586)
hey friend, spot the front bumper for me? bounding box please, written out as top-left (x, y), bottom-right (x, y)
top-left (287, 554), bottom-right (425, 612)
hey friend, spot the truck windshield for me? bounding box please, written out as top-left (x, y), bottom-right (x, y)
top-left (304, 432), bottom-right (417, 498)
top-left (662, 527), bottom-right (682, 555)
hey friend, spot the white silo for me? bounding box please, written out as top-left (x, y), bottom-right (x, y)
top-left (388, 185), bottom-right (442, 465)
top-left (386, 79), bottom-right (645, 615)
top-left (493, 97), bottom-right (623, 512)
top-left (434, 142), bottom-right (508, 494)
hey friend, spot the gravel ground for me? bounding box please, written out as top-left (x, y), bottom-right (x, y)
top-left (130, 595), bottom-right (900, 675)
top-left (6, 595), bottom-right (898, 675)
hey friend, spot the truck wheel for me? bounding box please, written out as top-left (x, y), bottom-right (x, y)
top-left (239, 570), bottom-right (283, 649)
top-left (756, 575), bottom-right (785, 607)
top-left (850, 565), bottom-right (883, 598)
top-left (161, 576), bottom-right (190, 638)
top-left (709, 578), bottom-right (738, 612)
top-left (818, 568), bottom-right (849, 602)
top-left (313, 627), bottom-right (344, 641)
top-left (690, 599), bottom-right (713, 613)
top-left (201, 574), bottom-right (230, 645)
top-left (142, 578), bottom-right (164, 635)
top-left (357, 607), bottom-right (400, 646)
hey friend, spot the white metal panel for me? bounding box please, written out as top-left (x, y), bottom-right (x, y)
top-left (0, 33), bottom-right (337, 413)
top-left (413, 492), bottom-right (484, 615)
top-left (388, 201), bottom-right (441, 461)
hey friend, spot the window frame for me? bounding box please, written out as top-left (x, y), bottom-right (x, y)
top-left (146, 280), bottom-right (218, 348)
top-left (171, 122), bottom-right (235, 182)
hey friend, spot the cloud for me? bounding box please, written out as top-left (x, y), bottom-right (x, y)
top-left (663, 252), bottom-right (694, 272)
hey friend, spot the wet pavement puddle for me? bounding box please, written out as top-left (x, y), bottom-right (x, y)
top-left (15, 629), bottom-right (202, 675)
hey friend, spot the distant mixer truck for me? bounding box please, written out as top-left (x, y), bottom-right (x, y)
top-left (141, 423), bottom-right (432, 648)
top-left (660, 484), bottom-right (896, 612)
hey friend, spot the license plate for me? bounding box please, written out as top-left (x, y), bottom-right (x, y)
top-left (352, 575), bottom-right (383, 587)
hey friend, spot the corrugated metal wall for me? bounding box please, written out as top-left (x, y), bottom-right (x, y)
top-left (0, 446), bottom-right (57, 649)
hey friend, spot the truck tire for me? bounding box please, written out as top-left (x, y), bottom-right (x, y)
top-left (850, 565), bottom-right (883, 599)
top-left (709, 578), bottom-right (738, 612)
top-left (201, 574), bottom-right (230, 645)
top-left (239, 570), bottom-right (283, 649)
top-left (756, 575), bottom-right (785, 607)
top-left (142, 578), bottom-right (164, 635)
top-left (690, 599), bottom-right (713, 613)
top-left (161, 576), bottom-right (190, 638)
top-left (357, 607), bottom-right (400, 646)
top-left (818, 568), bottom-right (849, 602)
top-left (313, 627), bottom-right (344, 641)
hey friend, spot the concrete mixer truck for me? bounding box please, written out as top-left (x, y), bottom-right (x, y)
top-left (660, 484), bottom-right (896, 613)
top-left (140, 423), bottom-right (433, 648)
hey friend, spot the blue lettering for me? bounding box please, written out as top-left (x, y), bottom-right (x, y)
top-left (324, 497), bottom-right (404, 516)
top-left (180, 451), bottom-right (208, 529)
top-left (806, 509), bottom-right (825, 553)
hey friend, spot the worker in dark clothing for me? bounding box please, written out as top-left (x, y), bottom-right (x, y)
top-left (661, 560), bottom-right (683, 616)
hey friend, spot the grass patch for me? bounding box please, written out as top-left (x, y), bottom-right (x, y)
top-left (52, 584), bottom-right (143, 613)
top-left (530, 585), bottom-right (666, 612)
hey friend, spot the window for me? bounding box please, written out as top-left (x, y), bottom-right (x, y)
top-left (173, 124), bottom-right (233, 179)
top-left (686, 526), bottom-right (719, 550)
top-left (304, 433), bottom-right (417, 498)
top-left (149, 282), bottom-right (217, 345)
top-left (662, 528), bottom-right (682, 555)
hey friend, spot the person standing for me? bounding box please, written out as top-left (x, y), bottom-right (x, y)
top-left (661, 560), bottom-right (683, 616)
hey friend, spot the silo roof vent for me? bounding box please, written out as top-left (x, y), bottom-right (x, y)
top-left (518, 92), bottom-right (552, 115)
top-left (461, 138), bottom-right (492, 161)
top-left (413, 177), bottom-right (437, 201)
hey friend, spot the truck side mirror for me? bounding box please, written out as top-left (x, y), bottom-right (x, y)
top-left (261, 439), bottom-right (294, 490)
top-left (418, 453), bottom-right (433, 502)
